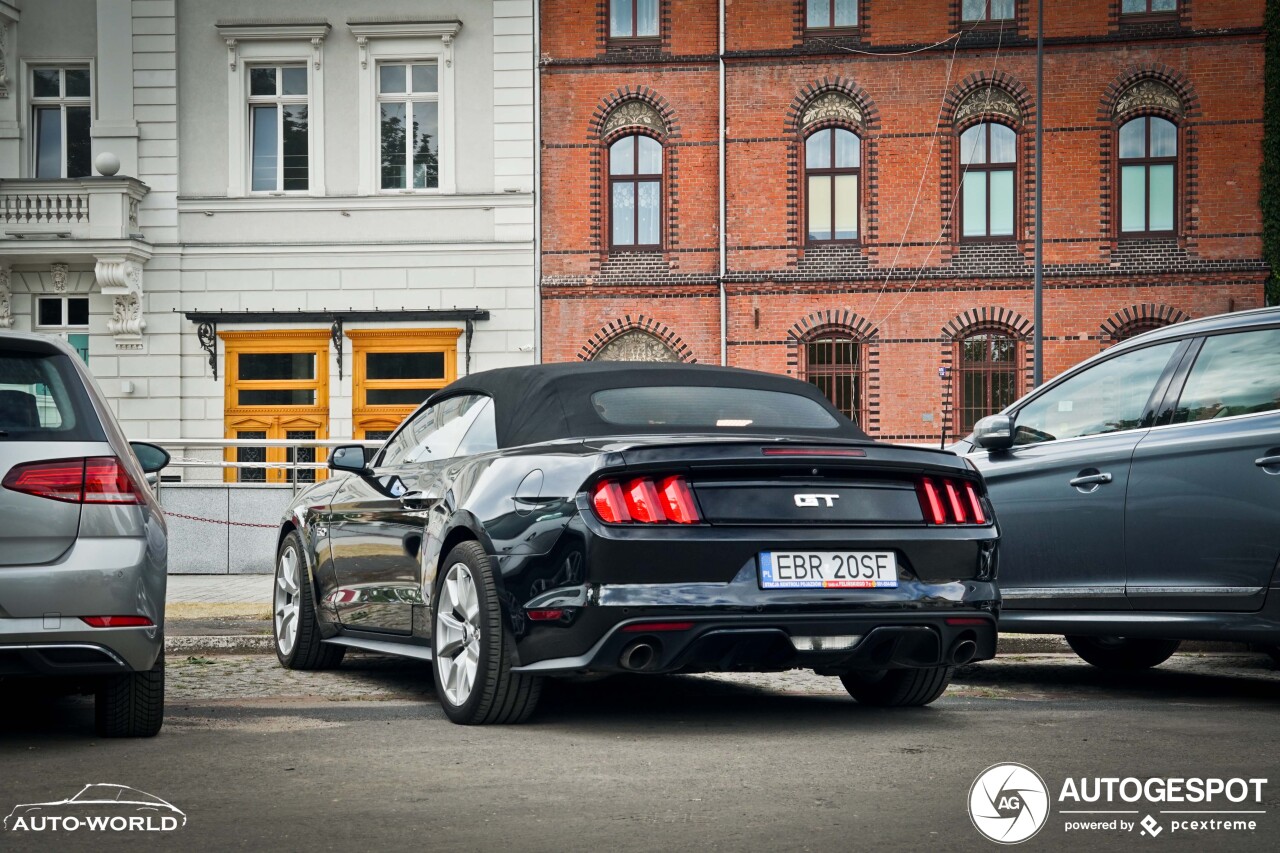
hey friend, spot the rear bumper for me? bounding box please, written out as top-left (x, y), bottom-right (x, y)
top-left (0, 621), bottom-right (160, 674)
top-left (512, 611), bottom-right (997, 675)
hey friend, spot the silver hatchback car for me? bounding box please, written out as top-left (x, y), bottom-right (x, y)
top-left (0, 331), bottom-right (170, 737)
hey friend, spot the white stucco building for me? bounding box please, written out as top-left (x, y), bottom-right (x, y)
top-left (0, 0), bottom-right (536, 486)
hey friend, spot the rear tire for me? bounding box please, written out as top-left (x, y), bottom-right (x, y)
top-left (274, 531), bottom-right (345, 671)
top-left (432, 541), bottom-right (542, 725)
top-left (1065, 635), bottom-right (1180, 670)
top-left (840, 665), bottom-right (953, 707)
top-left (95, 658), bottom-right (164, 738)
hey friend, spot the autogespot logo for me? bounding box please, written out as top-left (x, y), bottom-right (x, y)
top-left (969, 763), bottom-right (1051, 844)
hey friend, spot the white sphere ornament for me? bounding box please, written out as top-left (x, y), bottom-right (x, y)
top-left (95, 152), bottom-right (121, 177)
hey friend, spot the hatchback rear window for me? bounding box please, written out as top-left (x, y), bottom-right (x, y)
top-left (590, 386), bottom-right (841, 430)
top-left (0, 352), bottom-right (104, 442)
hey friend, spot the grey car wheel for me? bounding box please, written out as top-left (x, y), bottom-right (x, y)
top-left (431, 541), bottom-right (542, 725)
top-left (273, 531), bottom-right (344, 671)
top-left (1065, 635), bottom-right (1180, 670)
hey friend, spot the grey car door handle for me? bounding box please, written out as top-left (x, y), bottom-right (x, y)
top-left (400, 490), bottom-right (434, 510)
top-left (1254, 455), bottom-right (1280, 468)
top-left (1069, 473), bottom-right (1113, 488)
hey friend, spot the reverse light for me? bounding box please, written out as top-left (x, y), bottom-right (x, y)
top-left (81, 616), bottom-right (154, 628)
top-left (916, 477), bottom-right (988, 526)
top-left (2, 457), bottom-right (144, 505)
top-left (591, 475), bottom-right (702, 525)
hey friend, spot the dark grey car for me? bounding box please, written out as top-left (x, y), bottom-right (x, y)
top-left (955, 306), bottom-right (1280, 669)
top-left (1, 331), bottom-right (171, 736)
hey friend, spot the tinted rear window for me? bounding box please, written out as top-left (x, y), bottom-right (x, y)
top-left (590, 386), bottom-right (840, 430)
top-left (0, 351), bottom-right (104, 442)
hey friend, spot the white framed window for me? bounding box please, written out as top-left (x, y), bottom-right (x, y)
top-left (376, 62), bottom-right (440, 191)
top-left (350, 21), bottom-right (460, 196)
top-left (248, 65), bottom-right (310, 193)
top-left (216, 23), bottom-right (329, 197)
top-left (31, 66), bottom-right (92, 179)
top-left (35, 296), bottom-right (90, 330)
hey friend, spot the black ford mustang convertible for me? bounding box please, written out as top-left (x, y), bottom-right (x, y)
top-left (272, 363), bottom-right (999, 724)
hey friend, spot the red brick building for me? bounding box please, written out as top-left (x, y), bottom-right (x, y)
top-left (539, 0), bottom-right (1268, 441)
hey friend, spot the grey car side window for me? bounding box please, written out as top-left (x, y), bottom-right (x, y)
top-left (1012, 342), bottom-right (1179, 446)
top-left (1170, 328), bottom-right (1280, 424)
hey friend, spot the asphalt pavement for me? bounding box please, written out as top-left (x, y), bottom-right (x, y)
top-left (2, 648), bottom-right (1279, 852)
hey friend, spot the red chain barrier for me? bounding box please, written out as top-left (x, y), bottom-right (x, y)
top-left (162, 511), bottom-right (279, 529)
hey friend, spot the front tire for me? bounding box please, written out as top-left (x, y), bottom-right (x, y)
top-left (431, 541), bottom-right (542, 725)
top-left (95, 658), bottom-right (164, 738)
top-left (840, 666), bottom-right (954, 707)
top-left (274, 531), bottom-right (344, 670)
top-left (1065, 635), bottom-right (1180, 670)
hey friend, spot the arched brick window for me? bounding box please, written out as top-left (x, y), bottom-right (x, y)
top-left (955, 328), bottom-right (1021, 433)
top-left (1118, 115), bottom-right (1177, 236)
top-left (609, 133), bottom-right (662, 249)
top-left (802, 329), bottom-right (865, 426)
top-left (805, 127), bottom-right (860, 243)
top-left (1112, 317), bottom-right (1169, 341)
top-left (959, 122), bottom-right (1017, 239)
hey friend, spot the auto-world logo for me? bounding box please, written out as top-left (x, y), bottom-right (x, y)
top-left (969, 763), bottom-right (1051, 844)
top-left (4, 784), bottom-right (185, 833)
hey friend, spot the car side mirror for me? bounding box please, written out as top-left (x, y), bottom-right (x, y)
top-left (329, 445), bottom-right (371, 475)
top-left (130, 442), bottom-right (171, 474)
top-left (972, 414), bottom-right (1015, 451)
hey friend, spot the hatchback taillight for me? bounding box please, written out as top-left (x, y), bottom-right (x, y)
top-left (2, 457), bottom-right (144, 505)
top-left (916, 476), bottom-right (986, 525)
top-left (592, 475), bottom-right (702, 524)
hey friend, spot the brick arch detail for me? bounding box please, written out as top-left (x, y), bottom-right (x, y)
top-left (589, 87), bottom-right (681, 141)
top-left (785, 310), bottom-right (882, 435)
top-left (942, 73), bottom-right (1033, 132)
top-left (1099, 303), bottom-right (1192, 340)
top-left (576, 315), bottom-right (697, 363)
top-left (785, 78), bottom-right (881, 134)
top-left (939, 308), bottom-right (1035, 440)
top-left (1100, 65), bottom-right (1201, 124)
top-left (785, 79), bottom-right (881, 260)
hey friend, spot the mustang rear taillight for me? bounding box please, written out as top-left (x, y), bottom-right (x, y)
top-left (591, 475), bottom-right (701, 524)
top-left (2, 457), bottom-right (144, 505)
top-left (916, 477), bottom-right (987, 525)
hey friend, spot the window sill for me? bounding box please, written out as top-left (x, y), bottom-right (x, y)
top-left (1118, 12), bottom-right (1180, 25)
top-left (606, 37), bottom-right (661, 49)
top-left (961, 19), bottom-right (1018, 30)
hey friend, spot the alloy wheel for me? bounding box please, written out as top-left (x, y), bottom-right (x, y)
top-left (274, 545), bottom-right (301, 656)
top-left (435, 562), bottom-right (483, 706)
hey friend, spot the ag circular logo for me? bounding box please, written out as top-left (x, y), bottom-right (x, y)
top-left (969, 762), bottom-right (1051, 844)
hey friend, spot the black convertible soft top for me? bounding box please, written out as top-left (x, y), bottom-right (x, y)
top-left (427, 362), bottom-right (870, 448)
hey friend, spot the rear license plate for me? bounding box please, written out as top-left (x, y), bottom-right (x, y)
top-left (758, 551), bottom-right (898, 589)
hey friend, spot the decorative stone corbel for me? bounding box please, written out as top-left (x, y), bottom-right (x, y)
top-left (0, 263), bottom-right (13, 329)
top-left (51, 262), bottom-right (68, 293)
top-left (442, 32), bottom-right (454, 68)
top-left (356, 35), bottom-right (368, 69)
top-left (225, 37), bottom-right (238, 70)
top-left (94, 255), bottom-right (146, 347)
top-left (311, 37), bottom-right (323, 70)
top-left (0, 22), bottom-right (10, 99)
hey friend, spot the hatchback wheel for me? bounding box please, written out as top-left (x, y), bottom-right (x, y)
top-left (95, 658), bottom-right (164, 738)
top-left (840, 666), bottom-right (954, 707)
top-left (432, 541), bottom-right (542, 725)
top-left (274, 531), bottom-right (344, 670)
top-left (1065, 635), bottom-right (1180, 670)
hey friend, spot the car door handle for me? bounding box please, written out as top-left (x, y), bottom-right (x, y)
top-left (1254, 455), bottom-right (1280, 468)
top-left (400, 491), bottom-right (435, 510)
top-left (1068, 473), bottom-right (1112, 488)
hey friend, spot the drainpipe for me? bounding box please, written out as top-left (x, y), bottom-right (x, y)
top-left (533, 3), bottom-right (543, 364)
top-left (718, 0), bottom-right (727, 365)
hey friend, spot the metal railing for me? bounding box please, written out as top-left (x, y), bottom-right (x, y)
top-left (150, 438), bottom-right (383, 491)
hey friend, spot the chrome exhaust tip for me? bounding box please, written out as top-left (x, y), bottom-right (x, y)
top-left (619, 640), bottom-right (658, 672)
top-left (950, 638), bottom-right (978, 666)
